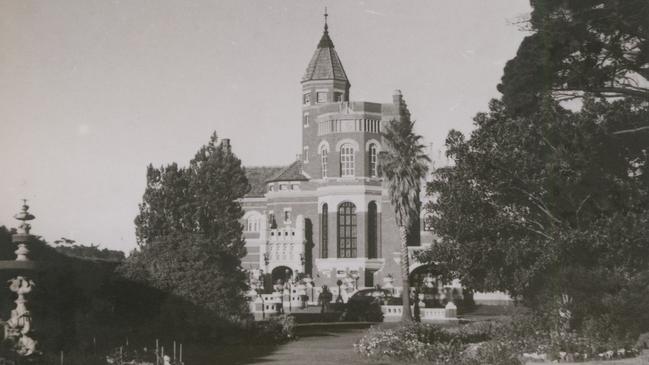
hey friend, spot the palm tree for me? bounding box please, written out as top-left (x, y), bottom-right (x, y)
top-left (378, 118), bottom-right (430, 322)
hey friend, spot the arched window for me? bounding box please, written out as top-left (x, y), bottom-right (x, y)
top-left (367, 201), bottom-right (378, 258)
top-left (321, 147), bottom-right (328, 178)
top-left (321, 204), bottom-right (328, 258)
top-left (368, 143), bottom-right (378, 177)
top-left (340, 144), bottom-right (355, 177)
top-left (337, 202), bottom-right (357, 258)
top-left (245, 213), bottom-right (261, 232)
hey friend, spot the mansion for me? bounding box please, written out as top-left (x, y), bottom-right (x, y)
top-left (240, 16), bottom-right (440, 292)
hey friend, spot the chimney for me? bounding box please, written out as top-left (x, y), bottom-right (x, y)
top-left (392, 89), bottom-right (403, 105)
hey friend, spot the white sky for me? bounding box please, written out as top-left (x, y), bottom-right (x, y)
top-left (0, 0), bottom-right (531, 252)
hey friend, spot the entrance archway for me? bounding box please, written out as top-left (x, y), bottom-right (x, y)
top-left (409, 264), bottom-right (442, 288)
top-left (271, 266), bottom-right (293, 285)
top-left (409, 265), bottom-right (444, 308)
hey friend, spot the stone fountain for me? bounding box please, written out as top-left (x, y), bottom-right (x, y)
top-left (1, 200), bottom-right (39, 358)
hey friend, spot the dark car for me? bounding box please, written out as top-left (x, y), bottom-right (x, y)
top-left (348, 288), bottom-right (393, 303)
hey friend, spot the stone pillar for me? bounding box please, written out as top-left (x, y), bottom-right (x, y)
top-left (445, 301), bottom-right (457, 319)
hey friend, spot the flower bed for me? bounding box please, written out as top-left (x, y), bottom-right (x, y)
top-left (355, 318), bottom-right (643, 364)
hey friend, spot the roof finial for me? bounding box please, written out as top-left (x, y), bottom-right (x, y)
top-left (324, 7), bottom-right (328, 32)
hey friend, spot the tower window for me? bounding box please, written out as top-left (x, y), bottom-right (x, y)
top-left (303, 93), bottom-right (311, 105)
top-left (304, 146), bottom-right (309, 163)
top-left (337, 202), bottom-right (357, 258)
top-left (303, 113), bottom-right (309, 126)
top-left (340, 144), bottom-right (355, 177)
top-left (368, 143), bottom-right (378, 177)
top-left (321, 146), bottom-right (328, 178)
top-left (284, 209), bottom-right (292, 223)
top-left (317, 92), bottom-right (327, 103)
top-left (334, 92), bottom-right (343, 102)
top-left (321, 203), bottom-right (328, 258)
top-left (368, 201), bottom-right (378, 258)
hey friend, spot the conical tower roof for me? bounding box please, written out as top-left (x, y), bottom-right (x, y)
top-left (302, 14), bottom-right (349, 83)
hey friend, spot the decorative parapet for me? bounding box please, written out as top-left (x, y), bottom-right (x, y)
top-left (261, 215), bottom-right (306, 273)
top-left (381, 303), bottom-right (458, 322)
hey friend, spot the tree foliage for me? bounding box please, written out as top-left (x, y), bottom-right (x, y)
top-left (123, 133), bottom-right (249, 319)
top-left (379, 119), bottom-right (430, 322)
top-left (422, 98), bottom-right (649, 313)
top-left (499, 0), bottom-right (649, 116)
top-left (134, 133), bottom-right (249, 245)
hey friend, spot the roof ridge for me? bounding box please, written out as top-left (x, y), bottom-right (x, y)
top-left (266, 160), bottom-right (308, 183)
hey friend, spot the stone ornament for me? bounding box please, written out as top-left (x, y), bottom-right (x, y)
top-left (1, 201), bottom-right (39, 358)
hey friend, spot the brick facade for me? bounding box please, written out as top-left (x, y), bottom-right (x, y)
top-left (240, 20), bottom-right (430, 290)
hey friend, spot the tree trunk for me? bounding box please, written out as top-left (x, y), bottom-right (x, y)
top-left (399, 225), bottom-right (413, 322)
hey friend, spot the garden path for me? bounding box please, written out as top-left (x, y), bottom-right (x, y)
top-left (242, 323), bottom-right (381, 365)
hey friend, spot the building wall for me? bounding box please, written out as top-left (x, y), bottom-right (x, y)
top-left (240, 89), bottom-right (421, 290)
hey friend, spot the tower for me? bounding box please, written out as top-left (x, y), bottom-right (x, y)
top-left (241, 10), bottom-right (417, 290)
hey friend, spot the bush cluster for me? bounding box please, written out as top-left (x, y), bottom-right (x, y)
top-left (343, 300), bottom-right (384, 322)
top-left (247, 315), bottom-right (296, 345)
top-left (355, 322), bottom-right (504, 364)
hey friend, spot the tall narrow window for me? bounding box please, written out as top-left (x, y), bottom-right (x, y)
top-left (368, 143), bottom-right (378, 177)
top-left (337, 202), bottom-right (357, 258)
top-left (367, 201), bottom-right (378, 258)
top-left (321, 204), bottom-right (328, 258)
top-left (340, 144), bottom-right (355, 177)
top-left (321, 147), bottom-right (328, 178)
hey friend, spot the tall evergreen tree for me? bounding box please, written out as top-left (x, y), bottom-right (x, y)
top-left (122, 133), bottom-right (249, 319)
top-left (499, 0), bottom-right (649, 118)
top-left (378, 119), bottom-right (430, 322)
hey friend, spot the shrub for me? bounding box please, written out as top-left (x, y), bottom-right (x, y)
top-left (354, 325), bottom-right (463, 363)
top-left (455, 321), bottom-right (503, 343)
top-left (466, 340), bottom-right (522, 365)
top-left (247, 315), bottom-right (295, 345)
top-left (355, 323), bottom-right (506, 364)
top-left (344, 300), bottom-right (384, 322)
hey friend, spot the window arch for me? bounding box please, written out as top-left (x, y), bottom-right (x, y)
top-left (367, 201), bottom-right (378, 258)
top-left (321, 146), bottom-right (328, 178)
top-left (337, 202), bottom-right (357, 258)
top-left (340, 143), bottom-right (355, 177)
top-left (368, 143), bottom-right (378, 177)
top-left (321, 204), bottom-right (328, 258)
top-left (245, 212), bottom-right (262, 232)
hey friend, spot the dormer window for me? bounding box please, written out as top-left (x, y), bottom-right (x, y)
top-left (334, 92), bottom-right (343, 102)
top-left (317, 92), bottom-right (327, 103)
top-left (303, 93), bottom-right (311, 105)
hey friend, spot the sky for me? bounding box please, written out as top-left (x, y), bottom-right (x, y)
top-left (0, 0), bottom-right (532, 253)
